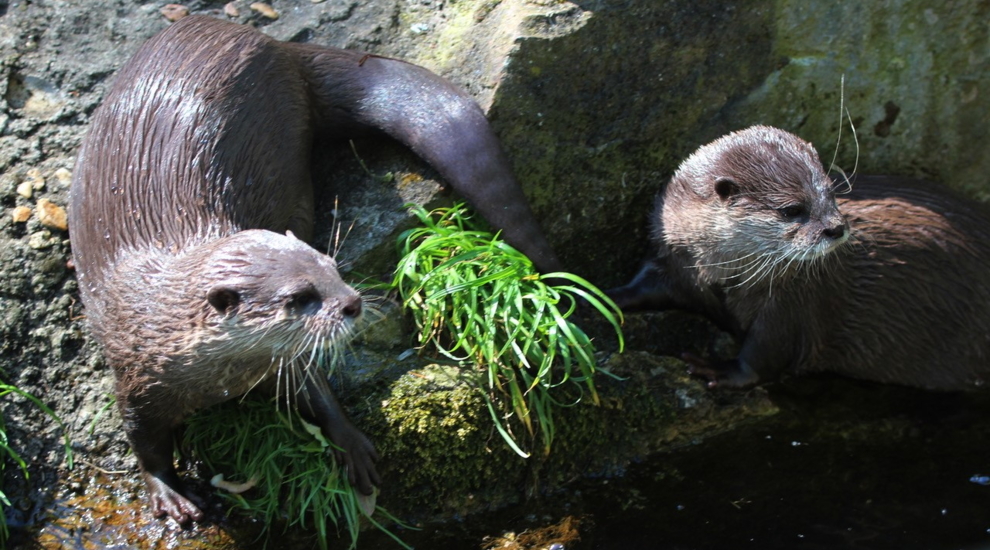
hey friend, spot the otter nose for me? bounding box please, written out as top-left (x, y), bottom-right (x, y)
top-left (823, 223), bottom-right (847, 240)
top-left (342, 294), bottom-right (363, 318)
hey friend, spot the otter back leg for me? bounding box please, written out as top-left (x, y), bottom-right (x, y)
top-left (687, 313), bottom-right (795, 388)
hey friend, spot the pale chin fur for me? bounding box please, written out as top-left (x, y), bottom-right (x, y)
top-left (788, 229), bottom-right (850, 263)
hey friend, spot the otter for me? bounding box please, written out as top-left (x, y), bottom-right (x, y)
top-left (608, 125), bottom-right (990, 391)
top-left (68, 15), bottom-right (560, 523)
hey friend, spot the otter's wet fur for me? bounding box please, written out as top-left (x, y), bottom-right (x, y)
top-left (609, 125), bottom-right (990, 391)
top-left (69, 15), bottom-right (560, 523)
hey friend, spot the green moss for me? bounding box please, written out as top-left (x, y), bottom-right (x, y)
top-left (367, 364), bottom-right (526, 514)
top-left (399, 0), bottom-right (492, 72)
top-left (354, 351), bottom-right (777, 522)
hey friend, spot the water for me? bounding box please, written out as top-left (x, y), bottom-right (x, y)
top-left (361, 375), bottom-right (990, 549)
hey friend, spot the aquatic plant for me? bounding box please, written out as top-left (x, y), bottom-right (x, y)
top-left (388, 203), bottom-right (624, 456)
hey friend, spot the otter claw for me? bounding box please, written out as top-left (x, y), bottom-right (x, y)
top-left (682, 352), bottom-right (759, 389)
top-left (682, 352), bottom-right (716, 381)
top-left (146, 475), bottom-right (204, 524)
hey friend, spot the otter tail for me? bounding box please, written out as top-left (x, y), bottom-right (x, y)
top-left (291, 45), bottom-right (562, 274)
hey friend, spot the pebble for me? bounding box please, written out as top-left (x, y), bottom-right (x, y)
top-left (28, 230), bottom-right (55, 250)
top-left (36, 198), bottom-right (68, 231)
top-left (26, 168), bottom-right (45, 189)
top-left (11, 206), bottom-right (32, 223)
top-left (16, 180), bottom-right (34, 199)
top-left (250, 2), bottom-right (279, 19)
top-left (17, 168), bottom-right (46, 198)
top-left (54, 168), bottom-right (72, 187)
top-left (160, 4), bottom-right (189, 21)
top-left (224, 2), bottom-right (240, 17)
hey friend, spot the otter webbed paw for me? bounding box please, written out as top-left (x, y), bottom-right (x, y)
top-left (144, 472), bottom-right (205, 524)
top-left (328, 421), bottom-right (381, 495)
top-left (682, 353), bottom-right (760, 389)
top-left (605, 260), bottom-right (674, 312)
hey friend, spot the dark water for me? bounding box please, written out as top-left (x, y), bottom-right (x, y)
top-left (362, 376), bottom-right (990, 550)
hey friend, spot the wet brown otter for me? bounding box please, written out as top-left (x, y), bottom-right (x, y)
top-left (609, 125), bottom-right (990, 391)
top-left (69, 15), bottom-right (560, 523)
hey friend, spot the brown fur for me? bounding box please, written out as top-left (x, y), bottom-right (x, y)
top-left (609, 125), bottom-right (990, 390)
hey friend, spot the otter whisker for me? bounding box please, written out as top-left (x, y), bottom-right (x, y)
top-left (750, 251), bottom-right (789, 291)
top-left (690, 250), bottom-right (762, 269)
top-left (727, 251), bottom-right (778, 289)
top-left (827, 75), bottom-right (860, 196)
top-left (827, 74), bottom-right (847, 179)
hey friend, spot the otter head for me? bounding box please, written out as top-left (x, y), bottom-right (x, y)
top-left (180, 230), bottom-right (362, 376)
top-left (659, 126), bottom-right (849, 287)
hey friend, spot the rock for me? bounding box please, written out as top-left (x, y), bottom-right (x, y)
top-left (53, 168), bottom-right (72, 187)
top-left (160, 4), bottom-right (189, 22)
top-left (11, 206), bottom-right (32, 223)
top-left (27, 230), bottom-right (55, 250)
top-left (16, 181), bottom-right (33, 199)
top-left (36, 198), bottom-right (67, 231)
top-left (250, 2), bottom-right (279, 19)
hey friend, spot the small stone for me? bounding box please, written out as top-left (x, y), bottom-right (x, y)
top-left (223, 2), bottom-right (240, 17)
top-left (11, 206), bottom-right (32, 223)
top-left (36, 198), bottom-right (68, 231)
top-left (160, 4), bottom-right (189, 21)
top-left (28, 231), bottom-right (54, 250)
top-left (311, 0), bottom-right (326, 3)
top-left (16, 181), bottom-right (33, 199)
top-left (27, 168), bottom-right (45, 188)
top-left (250, 2), bottom-right (279, 19)
top-left (54, 168), bottom-right (72, 187)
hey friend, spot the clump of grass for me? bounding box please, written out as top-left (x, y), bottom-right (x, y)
top-left (388, 203), bottom-right (623, 457)
top-left (0, 381), bottom-right (74, 543)
top-left (184, 397), bottom-right (409, 550)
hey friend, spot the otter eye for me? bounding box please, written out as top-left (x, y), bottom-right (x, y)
top-left (778, 204), bottom-right (806, 219)
top-left (207, 286), bottom-right (240, 315)
top-left (714, 177), bottom-right (737, 200)
top-left (286, 286), bottom-right (322, 314)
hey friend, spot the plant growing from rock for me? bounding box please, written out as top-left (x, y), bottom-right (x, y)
top-left (389, 203), bottom-right (624, 456)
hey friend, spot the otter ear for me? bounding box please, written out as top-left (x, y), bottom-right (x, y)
top-left (207, 285), bottom-right (240, 315)
top-left (714, 177), bottom-right (737, 200)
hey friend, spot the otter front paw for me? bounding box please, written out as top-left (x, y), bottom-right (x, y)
top-left (682, 353), bottom-right (760, 389)
top-left (145, 473), bottom-right (204, 524)
top-left (329, 423), bottom-right (381, 495)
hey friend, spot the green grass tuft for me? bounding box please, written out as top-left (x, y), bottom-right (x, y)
top-left (0, 381), bottom-right (74, 543)
top-left (388, 203), bottom-right (624, 456)
top-left (184, 397), bottom-right (410, 550)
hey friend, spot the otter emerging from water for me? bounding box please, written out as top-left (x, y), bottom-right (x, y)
top-left (609, 125), bottom-right (990, 391)
top-left (69, 15), bottom-right (560, 523)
